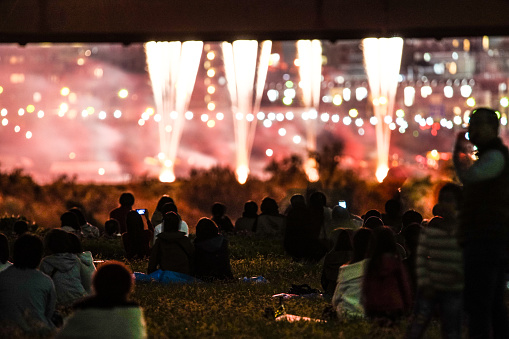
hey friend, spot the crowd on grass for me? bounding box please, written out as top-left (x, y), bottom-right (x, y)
top-left (0, 108), bottom-right (508, 339)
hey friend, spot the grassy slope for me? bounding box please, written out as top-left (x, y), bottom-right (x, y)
top-left (82, 236), bottom-right (442, 339)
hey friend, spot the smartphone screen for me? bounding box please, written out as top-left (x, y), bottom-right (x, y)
top-left (338, 200), bottom-right (347, 208)
top-left (136, 209), bottom-right (147, 215)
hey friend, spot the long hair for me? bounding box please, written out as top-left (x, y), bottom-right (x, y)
top-left (125, 211), bottom-right (145, 258)
top-left (365, 226), bottom-right (398, 275)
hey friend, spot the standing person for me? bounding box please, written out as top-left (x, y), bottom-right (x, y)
top-left (0, 234), bottom-right (57, 335)
top-left (453, 107), bottom-right (509, 339)
top-left (193, 218), bottom-right (234, 282)
top-left (406, 216), bottom-right (464, 339)
top-left (56, 261), bottom-right (147, 339)
top-left (110, 192), bottom-right (135, 235)
top-left (362, 226), bottom-right (412, 327)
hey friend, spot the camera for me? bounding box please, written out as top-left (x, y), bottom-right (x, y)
top-left (136, 209), bottom-right (147, 215)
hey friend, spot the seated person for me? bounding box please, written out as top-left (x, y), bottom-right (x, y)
top-left (320, 229), bottom-right (353, 295)
top-left (109, 192), bottom-right (135, 234)
top-left (60, 212), bottom-right (83, 238)
top-left (69, 208), bottom-right (100, 239)
top-left (122, 211), bottom-right (153, 260)
top-left (152, 202), bottom-right (189, 244)
top-left (194, 218), bottom-right (234, 282)
top-left (211, 203), bottom-right (234, 234)
top-left (148, 212), bottom-right (194, 276)
top-left (39, 229), bottom-right (88, 306)
top-left (13, 220), bottom-right (29, 237)
top-left (0, 232), bottom-right (12, 272)
top-left (67, 233), bottom-right (96, 294)
top-left (255, 197), bottom-right (286, 237)
top-left (332, 227), bottom-right (373, 318)
top-left (56, 261), bottom-right (147, 339)
top-left (234, 201), bottom-right (258, 234)
top-left (103, 219), bottom-right (120, 238)
top-left (0, 234), bottom-right (57, 335)
top-left (151, 195), bottom-right (174, 227)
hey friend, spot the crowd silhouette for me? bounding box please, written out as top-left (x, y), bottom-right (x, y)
top-left (0, 107), bottom-right (508, 339)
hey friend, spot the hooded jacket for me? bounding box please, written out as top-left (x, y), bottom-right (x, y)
top-left (77, 251), bottom-right (96, 293)
top-left (39, 253), bottom-right (87, 306)
top-left (147, 231), bottom-right (194, 275)
top-left (332, 259), bottom-right (369, 318)
top-left (194, 235), bottom-right (233, 281)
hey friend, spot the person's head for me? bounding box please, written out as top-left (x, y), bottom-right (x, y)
top-left (44, 228), bottom-right (71, 254)
top-left (13, 233), bottom-right (43, 269)
top-left (195, 217), bottom-right (219, 241)
top-left (260, 197), bottom-right (279, 215)
top-left (351, 227), bottom-right (373, 263)
top-left (400, 222), bottom-right (422, 253)
top-left (309, 191), bottom-right (327, 208)
top-left (119, 192), bottom-right (135, 208)
top-left (468, 107), bottom-right (500, 147)
top-left (67, 232), bottom-right (83, 254)
top-left (243, 201), bottom-right (258, 218)
top-left (369, 226), bottom-right (398, 259)
top-left (363, 216), bottom-right (384, 230)
top-left (401, 209), bottom-right (423, 229)
top-left (437, 182), bottom-right (463, 209)
top-left (163, 211), bottom-right (181, 233)
top-left (60, 211), bottom-right (81, 231)
top-left (427, 216), bottom-right (447, 232)
top-left (93, 261), bottom-right (133, 303)
top-left (125, 211), bottom-right (144, 234)
top-left (105, 219), bottom-right (119, 236)
top-left (69, 207), bottom-right (87, 225)
top-left (290, 194), bottom-right (306, 208)
top-left (334, 229), bottom-right (353, 251)
top-left (211, 203), bottom-right (226, 218)
top-left (0, 233), bottom-right (9, 264)
top-left (384, 199), bottom-right (401, 217)
top-left (332, 205), bottom-right (350, 222)
top-left (13, 220), bottom-right (29, 236)
top-left (363, 209), bottom-right (381, 222)
top-left (156, 195), bottom-right (174, 212)
top-left (161, 202), bottom-right (178, 215)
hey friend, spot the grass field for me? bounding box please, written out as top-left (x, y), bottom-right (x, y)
top-left (81, 235), bottom-right (442, 339)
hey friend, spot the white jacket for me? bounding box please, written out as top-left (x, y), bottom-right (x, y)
top-left (332, 259), bottom-right (369, 318)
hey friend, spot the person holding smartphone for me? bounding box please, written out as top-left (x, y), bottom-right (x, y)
top-left (453, 108), bottom-right (509, 339)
